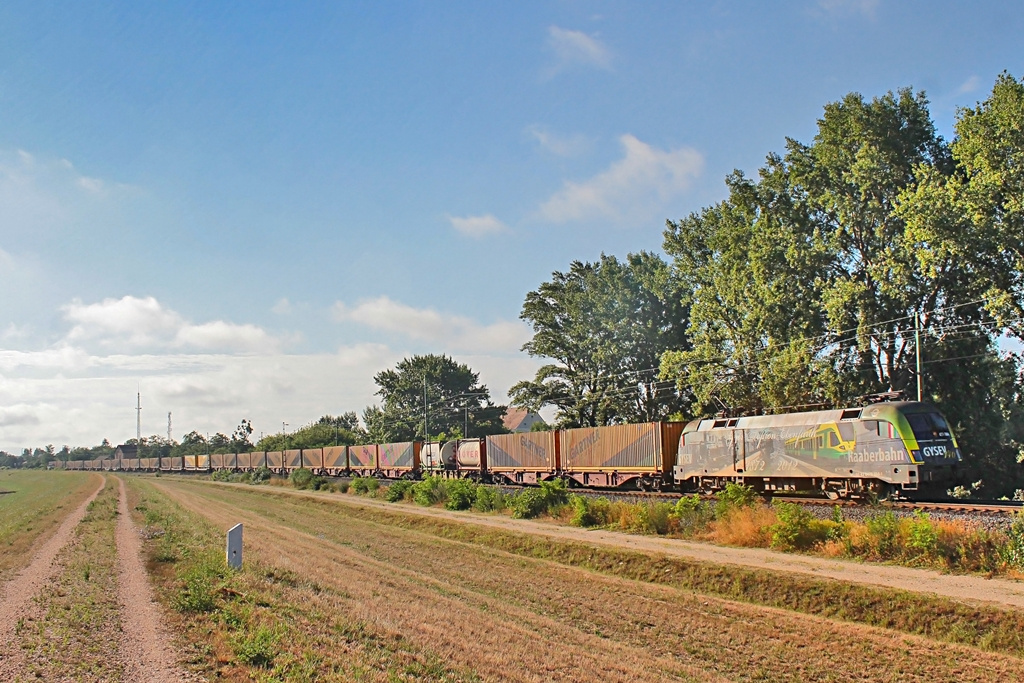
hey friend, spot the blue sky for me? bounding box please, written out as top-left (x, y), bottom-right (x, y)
top-left (0, 0), bottom-right (1021, 451)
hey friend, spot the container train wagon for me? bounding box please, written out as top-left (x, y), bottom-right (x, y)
top-left (58, 401), bottom-right (961, 499)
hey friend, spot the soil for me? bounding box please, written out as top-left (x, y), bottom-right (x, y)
top-left (0, 474), bottom-right (193, 682)
top-left (243, 483), bottom-right (1024, 610)
top-left (115, 476), bottom-right (193, 682)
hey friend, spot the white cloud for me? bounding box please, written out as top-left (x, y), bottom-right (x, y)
top-left (332, 296), bottom-right (530, 354)
top-left (957, 75), bottom-right (981, 95)
top-left (62, 295), bottom-right (280, 354)
top-left (545, 26), bottom-right (611, 76)
top-left (538, 134), bottom-right (703, 224)
top-left (271, 297), bottom-right (293, 315)
top-left (527, 125), bottom-right (590, 157)
top-left (816, 0), bottom-right (879, 18)
top-left (0, 149), bottom-right (132, 239)
top-left (447, 214), bottom-right (508, 238)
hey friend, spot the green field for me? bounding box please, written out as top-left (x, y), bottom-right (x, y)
top-left (0, 470), bottom-right (96, 579)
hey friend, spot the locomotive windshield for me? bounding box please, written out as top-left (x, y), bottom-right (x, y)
top-left (905, 413), bottom-right (951, 442)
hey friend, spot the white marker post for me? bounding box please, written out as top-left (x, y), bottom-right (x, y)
top-left (226, 523), bottom-right (243, 570)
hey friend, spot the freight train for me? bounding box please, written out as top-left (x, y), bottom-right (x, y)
top-left (60, 401), bottom-right (961, 499)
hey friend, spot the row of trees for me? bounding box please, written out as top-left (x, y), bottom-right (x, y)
top-left (511, 73), bottom-right (1024, 494)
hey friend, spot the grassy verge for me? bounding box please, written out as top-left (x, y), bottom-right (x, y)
top-left (16, 476), bottom-right (123, 680)
top-left (253, 485), bottom-right (1024, 657)
top-left (0, 470), bottom-right (95, 579)
top-left (126, 477), bottom-right (479, 682)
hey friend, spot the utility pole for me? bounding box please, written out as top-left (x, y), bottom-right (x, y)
top-left (915, 312), bottom-right (923, 402)
top-left (136, 390), bottom-right (142, 443)
top-left (423, 375), bottom-right (428, 442)
top-left (167, 412), bottom-right (172, 442)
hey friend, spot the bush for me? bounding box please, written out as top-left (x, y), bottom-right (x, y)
top-left (310, 476), bottom-right (333, 491)
top-left (350, 476), bottom-right (373, 494)
top-left (385, 480), bottom-right (416, 502)
top-left (714, 483), bottom-right (758, 519)
top-left (473, 486), bottom-right (506, 512)
top-left (569, 495), bottom-right (611, 527)
top-left (863, 511), bottom-right (900, 559)
top-left (250, 467), bottom-right (271, 485)
top-left (672, 495), bottom-right (713, 536)
top-left (337, 480), bottom-right (350, 493)
top-left (768, 502), bottom-right (829, 551)
top-left (510, 479), bottom-right (569, 519)
top-left (905, 510), bottom-right (939, 559)
top-left (1002, 512), bottom-right (1024, 570)
top-left (412, 476), bottom-right (448, 506)
top-left (211, 469), bottom-right (231, 482)
top-left (289, 468), bottom-right (314, 490)
top-left (445, 479), bottom-right (478, 510)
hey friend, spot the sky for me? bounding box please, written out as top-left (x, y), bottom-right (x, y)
top-left (0, 0), bottom-right (1021, 452)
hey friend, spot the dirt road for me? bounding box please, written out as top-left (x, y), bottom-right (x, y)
top-left (0, 475), bottom-right (191, 682)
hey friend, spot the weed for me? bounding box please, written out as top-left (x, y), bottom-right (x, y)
top-left (863, 511), bottom-right (900, 559)
top-left (250, 467), bottom-right (272, 485)
top-left (82, 564), bottom-right (91, 581)
top-left (289, 468), bottom-right (314, 490)
top-left (211, 469), bottom-right (232, 482)
top-left (232, 625), bottom-right (281, 668)
top-left (445, 479), bottom-right (478, 510)
top-left (569, 495), bottom-right (610, 527)
top-left (713, 483), bottom-right (758, 519)
top-left (412, 476), bottom-right (448, 506)
top-left (472, 486), bottom-right (506, 512)
top-left (905, 510), bottom-right (939, 559)
top-left (337, 480), bottom-right (350, 494)
top-left (385, 480), bottom-right (415, 502)
top-left (1002, 512), bottom-right (1024, 570)
top-left (173, 557), bottom-right (223, 613)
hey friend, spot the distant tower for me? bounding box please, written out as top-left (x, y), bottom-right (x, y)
top-left (167, 412), bottom-right (172, 442)
top-left (136, 391), bottom-right (142, 443)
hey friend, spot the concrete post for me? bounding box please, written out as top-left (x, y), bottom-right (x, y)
top-left (226, 523), bottom-right (243, 569)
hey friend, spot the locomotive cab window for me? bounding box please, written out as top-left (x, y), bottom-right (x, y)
top-left (906, 413), bottom-right (945, 441)
top-left (828, 432), bottom-right (840, 447)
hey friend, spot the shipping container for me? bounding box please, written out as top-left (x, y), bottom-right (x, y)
top-left (558, 422), bottom-right (685, 489)
top-left (130, 458), bottom-right (141, 470)
top-left (302, 448), bottom-right (323, 471)
top-left (169, 457), bottom-right (184, 471)
top-left (266, 451), bottom-right (284, 471)
top-left (323, 446), bottom-right (347, 474)
top-left (284, 449), bottom-right (303, 470)
top-left (378, 441), bottom-right (420, 477)
top-left (486, 431), bottom-right (558, 484)
top-left (249, 451), bottom-right (267, 470)
top-left (197, 454), bottom-right (210, 470)
top-left (420, 442), bottom-right (456, 470)
top-left (211, 453), bottom-right (226, 469)
top-left (455, 439), bottom-right (486, 473)
top-left (225, 453), bottom-right (238, 470)
top-left (348, 444), bottom-right (377, 474)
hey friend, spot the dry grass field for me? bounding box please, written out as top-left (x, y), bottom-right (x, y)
top-left (0, 470), bottom-right (96, 580)
top-left (135, 477), bottom-right (1024, 682)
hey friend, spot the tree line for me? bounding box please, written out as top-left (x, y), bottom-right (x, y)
top-left (511, 73), bottom-right (1024, 494)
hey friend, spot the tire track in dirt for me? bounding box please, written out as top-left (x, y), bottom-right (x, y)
top-left (114, 476), bottom-right (191, 683)
top-left (0, 473), bottom-right (105, 678)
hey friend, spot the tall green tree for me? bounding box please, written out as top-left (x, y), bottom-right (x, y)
top-left (661, 75), bottom-right (1024, 493)
top-left (365, 354), bottom-right (506, 442)
top-left (511, 252), bottom-right (690, 427)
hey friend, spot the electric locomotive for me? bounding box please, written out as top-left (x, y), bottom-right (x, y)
top-left (674, 401), bottom-right (961, 499)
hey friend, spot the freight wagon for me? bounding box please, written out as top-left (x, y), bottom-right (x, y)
top-left (78, 401), bottom-right (961, 499)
